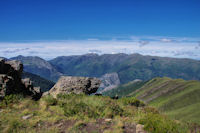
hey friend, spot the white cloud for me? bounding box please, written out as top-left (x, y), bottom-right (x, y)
top-left (87, 38), bottom-right (99, 41)
top-left (138, 41), bottom-right (149, 47)
top-left (88, 49), bottom-right (102, 54)
top-left (161, 38), bottom-right (172, 43)
top-left (0, 36), bottom-right (199, 60)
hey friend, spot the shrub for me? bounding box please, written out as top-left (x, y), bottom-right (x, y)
top-left (62, 101), bottom-right (99, 118)
top-left (57, 93), bottom-right (85, 100)
top-left (7, 119), bottom-right (26, 133)
top-left (101, 102), bottom-right (124, 118)
top-left (63, 102), bottom-right (88, 116)
top-left (143, 106), bottom-right (159, 114)
top-left (139, 113), bottom-right (188, 133)
top-left (43, 95), bottom-right (57, 106)
top-left (59, 94), bottom-right (124, 119)
top-left (0, 94), bottom-right (23, 107)
top-left (109, 103), bottom-right (124, 116)
top-left (120, 97), bottom-right (145, 107)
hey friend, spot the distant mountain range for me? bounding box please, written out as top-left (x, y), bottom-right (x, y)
top-left (10, 53), bottom-right (200, 85)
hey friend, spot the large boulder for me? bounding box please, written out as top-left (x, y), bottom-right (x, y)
top-left (48, 76), bottom-right (101, 98)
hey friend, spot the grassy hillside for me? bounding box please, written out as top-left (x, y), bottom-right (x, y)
top-left (102, 80), bottom-right (147, 98)
top-left (49, 53), bottom-right (200, 84)
top-left (22, 72), bottom-right (55, 92)
top-left (130, 77), bottom-right (200, 124)
top-left (0, 94), bottom-right (189, 133)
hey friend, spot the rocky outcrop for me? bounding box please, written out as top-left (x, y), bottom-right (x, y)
top-left (0, 58), bottom-right (41, 100)
top-left (21, 78), bottom-right (41, 97)
top-left (47, 76), bottom-right (101, 98)
top-left (0, 75), bottom-right (15, 99)
top-left (98, 72), bottom-right (120, 93)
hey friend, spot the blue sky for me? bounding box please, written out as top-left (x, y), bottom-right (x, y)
top-left (0, 0), bottom-right (200, 59)
top-left (0, 0), bottom-right (200, 41)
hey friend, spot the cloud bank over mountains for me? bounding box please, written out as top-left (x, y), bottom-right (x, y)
top-left (0, 36), bottom-right (199, 60)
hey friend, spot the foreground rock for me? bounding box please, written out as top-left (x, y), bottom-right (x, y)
top-left (136, 124), bottom-right (147, 133)
top-left (0, 58), bottom-right (41, 100)
top-left (47, 76), bottom-right (101, 98)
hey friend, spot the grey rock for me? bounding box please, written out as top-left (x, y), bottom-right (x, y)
top-left (22, 114), bottom-right (33, 120)
top-left (105, 118), bottom-right (112, 122)
top-left (48, 76), bottom-right (101, 98)
top-left (42, 91), bottom-right (50, 97)
top-left (99, 72), bottom-right (120, 93)
top-left (0, 74), bottom-right (15, 99)
top-left (21, 78), bottom-right (33, 89)
top-left (33, 87), bottom-right (41, 94)
top-left (0, 109), bottom-right (3, 113)
top-left (21, 78), bottom-right (41, 98)
top-left (6, 60), bottom-right (23, 72)
top-left (136, 124), bottom-right (147, 133)
top-left (0, 59), bottom-right (22, 76)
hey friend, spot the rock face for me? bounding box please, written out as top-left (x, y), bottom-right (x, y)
top-left (48, 76), bottom-right (101, 98)
top-left (0, 75), bottom-right (15, 99)
top-left (21, 78), bottom-right (41, 96)
top-left (0, 58), bottom-right (41, 100)
top-left (98, 72), bottom-right (120, 93)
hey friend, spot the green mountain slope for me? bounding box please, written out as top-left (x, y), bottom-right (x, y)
top-left (49, 53), bottom-right (200, 84)
top-left (102, 80), bottom-right (146, 98)
top-left (130, 77), bottom-right (200, 124)
top-left (22, 72), bottom-right (55, 92)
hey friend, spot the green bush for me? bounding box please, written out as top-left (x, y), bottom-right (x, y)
top-left (143, 106), bottom-right (159, 114)
top-left (57, 93), bottom-right (85, 100)
top-left (58, 94), bottom-right (125, 119)
top-left (119, 97), bottom-right (145, 107)
top-left (62, 101), bottom-right (99, 118)
top-left (139, 113), bottom-right (188, 133)
top-left (43, 95), bottom-right (57, 106)
top-left (0, 94), bottom-right (23, 107)
top-left (109, 103), bottom-right (124, 116)
top-left (7, 119), bottom-right (26, 133)
top-left (102, 103), bottom-right (124, 118)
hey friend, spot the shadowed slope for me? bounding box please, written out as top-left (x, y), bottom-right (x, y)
top-left (11, 55), bottom-right (63, 81)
